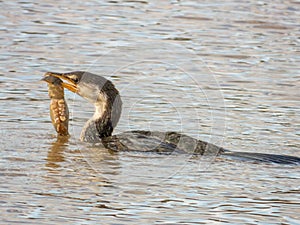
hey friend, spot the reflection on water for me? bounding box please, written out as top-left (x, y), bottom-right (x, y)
top-left (46, 136), bottom-right (69, 169)
top-left (1, 0), bottom-right (299, 224)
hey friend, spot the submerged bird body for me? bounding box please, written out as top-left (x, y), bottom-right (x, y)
top-left (102, 130), bottom-right (224, 156)
top-left (43, 71), bottom-right (300, 164)
top-left (42, 76), bottom-right (69, 136)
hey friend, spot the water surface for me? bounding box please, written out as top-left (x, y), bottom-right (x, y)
top-left (1, 0), bottom-right (299, 224)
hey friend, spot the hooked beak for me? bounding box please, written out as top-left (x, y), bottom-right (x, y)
top-left (44, 72), bottom-right (78, 93)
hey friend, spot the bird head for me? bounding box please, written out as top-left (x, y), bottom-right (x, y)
top-left (44, 71), bottom-right (122, 129)
top-left (44, 71), bottom-right (120, 103)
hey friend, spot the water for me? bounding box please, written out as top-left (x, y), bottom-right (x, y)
top-left (1, 0), bottom-right (300, 224)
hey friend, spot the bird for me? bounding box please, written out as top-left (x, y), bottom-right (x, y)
top-left (42, 75), bottom-right (69, 136)
top-left (43, 71), bottom-right (300, 164)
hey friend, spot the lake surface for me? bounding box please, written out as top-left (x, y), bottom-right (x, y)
top-left (1, 0), bottom-right (299, 224)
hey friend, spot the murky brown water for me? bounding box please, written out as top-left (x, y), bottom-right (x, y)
top-left (1, 1), bottom-right (300, 224)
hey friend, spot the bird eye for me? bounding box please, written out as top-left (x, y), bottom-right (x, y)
top-left (73, 77), bottom-right (79, 83)
top-left (69, 75), bottom-right (79, 83)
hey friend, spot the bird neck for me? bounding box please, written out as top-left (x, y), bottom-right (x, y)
top-left (80, 94), bottom-right (122, 142)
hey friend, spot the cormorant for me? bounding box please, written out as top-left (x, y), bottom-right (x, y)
top-left (42, 71), bottom-right (300, 164)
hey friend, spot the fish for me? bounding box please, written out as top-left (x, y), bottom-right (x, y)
top-left (42, 75), bottom-right (69, 136)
